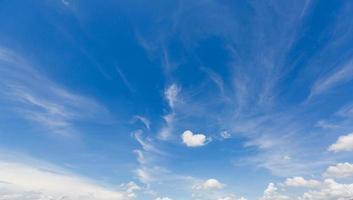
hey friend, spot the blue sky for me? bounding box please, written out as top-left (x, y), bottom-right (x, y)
top-left (1, 0), bottom-right (353, 199)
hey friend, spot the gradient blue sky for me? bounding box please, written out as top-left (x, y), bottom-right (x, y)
top-left (1, 1), bottom-right (353, 200)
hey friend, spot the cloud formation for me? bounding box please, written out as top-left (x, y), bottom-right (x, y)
top-left (194, 178), bottom-right (225, 190)
top-left (181, 130), bottom-right (208, 147)
top-left (285, 177), bottom-right (321, 188)
top-left (0, 161), bottom-right (129, 200)
top-left (323, 162), bottom-right (353, 178)
top-left (328, 132), bottom-right (353, 152)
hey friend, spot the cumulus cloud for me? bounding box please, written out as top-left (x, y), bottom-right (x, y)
top-left (259, 183), bottom-right (290, 200)
top-left (300, 179), bottom-right (353, 200)
top-left (328, 132), bottom-right (353, 152)
top-left (259, 164), bottom-right (353, 200)
top-left (194, 179), bottom-right (225, 190)
top-left (0, 161), bottom-right (129, 200)
top-left (285, 177), bottom-right (321, 188)
top-left (323, 162), bottom-right (353, 178)
top-left (181, 130), bottom-right (208, 147)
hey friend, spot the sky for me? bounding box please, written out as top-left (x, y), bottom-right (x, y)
top-left (1, 0), bottom-right (353, 200)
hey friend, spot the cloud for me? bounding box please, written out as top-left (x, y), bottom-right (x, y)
top-left (165, 84), bottom-right (181, 109)
top-left (328, 132), bottom-right (353, 152)
top-left (135, 168), bottom-right (153, 184)
top-left (300, 179), bottom-right (353, 200)
top-left (323, 162), bottom-right (353, 178)
top-left (133, 115), bottom-right (151, 129)
top-left (310, 59), bottom-right (353, 97)
top-left (181, 130), bottom-right (208, 147)
top-left (259, 183), bottom-right (290, 200)
top-left (0, 47), bottom-right (109, 136)
top-left (218, 195), bottom-right (247, 200)
top-left (157, 84), bottom-right (180, 140)
top-left (155, 197), bottom-right (173, 200)
top-left (116, 66), bottom-right (135, 93)
top-left (259, 163), bottom-right (353, 200)
top-left (133, 130), bottom-right (162, 154)
top-left (194, 178), bottom-right (225, 190)
top-left (285, 177), bottom-right (321, 188)
top-left (220, 131), bottom-right (231, 139)
top-left (0, 161), bottom-right (129, 200)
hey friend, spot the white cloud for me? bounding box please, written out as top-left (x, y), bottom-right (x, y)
top-left (158, 113), bottom-right (175, 140)
top-left (323, 162), bottom-right (353, 178)
top-left (259, 167), bottom-right (353, 200)
top-left (300, 179), bottom-right (353, 200)
top-left (285, 177), bottom-right (321, 188)
top-left (165, 84), bottom-right (180, 109)
top-left (0, 47), bottom-right (109, 136)
top-left (135, 168), bottom-right (153, 184)
top-left (194, 179), bottom-right (225, 190)
top-left (218, 195), bottom-right (247, 200)
top-left (157, 83), bottom-right (180, 140)
top-left (133, 115), bottom-right (151, 129)
top-left (328, 132), bottom-right (353, 152)
top-left (0, 161), bottom-right (128, 200)
top-left (259, 183), bottom-right (290, 200)
top-left (220, 131), bottom-right (231, 139)
top-left (181, 130), bottom-right (208, 147)
top-left (310, 59), bottom-right (353, 97)
top-left (133, 130), bottom-right (162, 154)
top-left (155, 197), bottom-right (173, 200)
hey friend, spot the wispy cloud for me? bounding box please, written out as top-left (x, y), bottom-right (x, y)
top-left (115, 66), bottom-right (135, 93)
top-left (309, 59), bottom-right (353, 98)
top-left (0, 151), bottom-right (134, 200)
top-left (0, 47), bottom-right (109, 136)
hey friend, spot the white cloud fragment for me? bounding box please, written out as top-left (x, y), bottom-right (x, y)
top-left (323, 162), bottom-right (353, 178)
top-left (285, 177), bottom-right (321, 188)
top-left (300, 179), bottom-right (353, 200)
top-left (310, 59), bottom-right (353, 97)
top-left (155, 197), bottom-right (173, 200)
top-left (133, 115), bottom-right (151, 129)
top-left (194, 179), bottom-right (225, 190)
top-left (0, 161), bottom-right (128, 200)
top-left (328, 132), bottom-right (353, 152)
top-left (217, 194), bottom-right (247, 200)
top-left (0, 47), bottom-right (109, 136)
top-left (165, 84), bottom-right (180, 109)
top-left (259, 183), bottom-right (290, 200)
top-left (220, 131), bottom-right (231, 139)
top-left (181, 130), bottom-right (208, 147)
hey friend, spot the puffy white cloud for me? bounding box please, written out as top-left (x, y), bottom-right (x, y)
top-left (260, 167), bottom-right (353, 200)
top-left (323, 162), bottom-right (353, 178)
top-left (181, 130), bottom-right (208, 147)
top-left (194, 179), bottom-right (225, 190)
top-left (300, 179), bottom-right (353, 200)
top-left (328, 132), bottom-right (353, 152)
top-left (0, 161), bottom-right (128, 200)
top-left (155, 197), bottom-right (172, 200)
top-left (259, 183), bottom-right (290, 200)
top-left (285, 177), bottom-right (321, 188)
